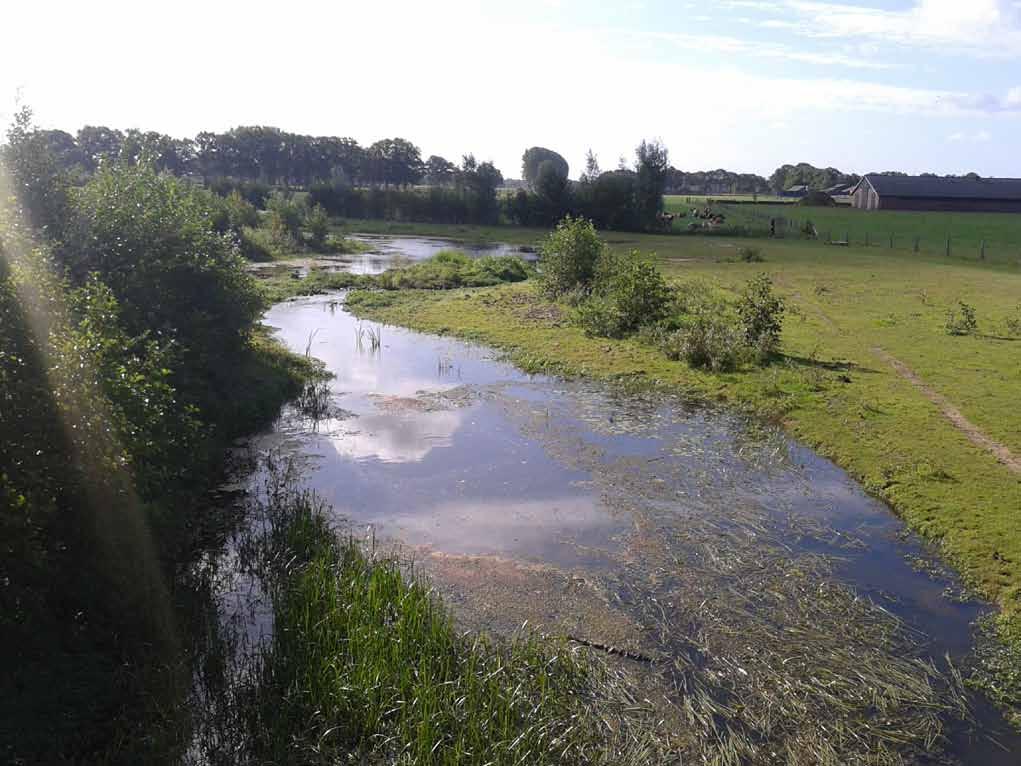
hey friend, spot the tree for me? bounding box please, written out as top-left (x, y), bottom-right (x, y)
top-left (589, 170), bottom-right (639, 231)
top-left (63, 163), bottom-right (261, 372)
top-left (521, 147), bottom-right (568, 191)
top-left (77, 126), bottom-right (125, 169)
top-left (458, 154), bottom-right (503, 224)
top-left (1, 106), bottom-right (71, 235)
top-left (634, 139), bottom-right (669, 230)
top-left (580, 150), bottom-right (601, 184)
top-left (535, 159), bottom-right (571, 223)
top-left (367, 138), bottom-right (423, 188)
top-left (425, 155), bottom-right (457, 186)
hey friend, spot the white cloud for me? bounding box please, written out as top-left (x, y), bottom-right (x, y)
top-left (948, 129), bottom-right (993, 142)
top-left (641, 29), bottom-right (894, 69)
top-left (737, 0), bottom-right (1021, 56)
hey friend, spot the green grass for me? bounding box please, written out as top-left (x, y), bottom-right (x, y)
top-left (665, 193), bottom-right (794, 206)
top-left (335, 222), bottom-right (1021, 660)
top-left (237, 483), bottom-right (667, 765)
top-left (708, 203), bottom-right (1021, 263)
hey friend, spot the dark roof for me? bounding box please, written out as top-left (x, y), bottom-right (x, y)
top-left (858, 174), bottom-right (1021, 200)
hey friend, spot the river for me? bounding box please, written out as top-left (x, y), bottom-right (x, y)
top-left (240, 235), bottom-right (1018, 763)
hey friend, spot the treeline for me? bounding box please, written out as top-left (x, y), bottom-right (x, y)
top-left (665, 168), bottom-right (771, 195)
top-left (307, 142), bottom-right (672, 231)
top-left (1, 108), bottom-right (305, 762)
top-left (27, 124), bottom-right (428, 188)
top-left (768, 163), bottom-right (861, 192)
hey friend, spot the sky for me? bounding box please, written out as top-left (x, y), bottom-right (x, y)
top-left (2, 0), bottom-right (1019, 180)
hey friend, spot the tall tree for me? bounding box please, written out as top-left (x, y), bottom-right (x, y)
top-left (521, 147), bottom-right (568, 191)
top-left (367, 138), bottom-right (423, 188)
top-left (76, 126), bottom-right (125, 169)
top-left (634, 139), bottom-right (669, 230)
top-left (425, 155), bottom-right (457, 186)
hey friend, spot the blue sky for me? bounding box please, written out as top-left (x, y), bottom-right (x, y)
top-left (2, 0), bottom-right (1019, 179)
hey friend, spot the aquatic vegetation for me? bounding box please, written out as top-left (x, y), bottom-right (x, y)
top-left (213, 471), bottom-right (672, 765)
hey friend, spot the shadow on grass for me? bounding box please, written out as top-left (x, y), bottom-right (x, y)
top-left (781, 354), bottom-right (880, 374)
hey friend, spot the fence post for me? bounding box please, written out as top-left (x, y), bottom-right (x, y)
top-left (913, 236), bottom-right (919, 253)
top-left (845, 231), bottom-right (849, 245)
top-left (889, 234), bottom-right (894, 248)
top-left (980, 240), bottom-right (986, 260)
top-left (865, 232), bottom-right (870, 247)
top-left (945, 236), bottom-right (950, 257)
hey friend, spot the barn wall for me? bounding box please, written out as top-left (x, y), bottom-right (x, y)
top-left (852, 184), bottom-right (879, 210)
top-left (877, 197), bottom-right (1021, 212)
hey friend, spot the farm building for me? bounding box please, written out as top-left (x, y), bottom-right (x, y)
top-left (850, 174), bottom-right (1021, 212)
top-left (781, 184), bottom-right (809, 198)
top-left (824, 183), bottom-right (855, 196)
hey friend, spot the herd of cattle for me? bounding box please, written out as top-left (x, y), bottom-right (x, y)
top-left (657, 207), bottom-right (728, 231)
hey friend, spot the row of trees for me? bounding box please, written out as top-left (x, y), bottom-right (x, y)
top-left (506, 141), bottom-right (670, 231)
top-left (665, 168), bottom-right (772, 195)
top-left (29, 124), bottom-right (432, 188)
top-left (309, 153), bottom-right (504, 225)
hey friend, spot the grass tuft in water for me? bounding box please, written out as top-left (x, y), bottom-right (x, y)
top-left (233, 477), bottom-right (671, 765)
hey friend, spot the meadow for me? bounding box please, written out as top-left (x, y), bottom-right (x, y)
top-left (668, 199), bottom-right (1021, 264)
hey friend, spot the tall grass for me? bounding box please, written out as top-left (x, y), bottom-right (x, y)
top-left (223, 475), bottom-right (670, 765)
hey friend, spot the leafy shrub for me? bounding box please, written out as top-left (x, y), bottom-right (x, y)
top-left (575, 295), bottom-right (625, 338)
top-left (239, 226), bottom-right (278, 262)
top-left (737, 274), bottom-right (786, 361)
top-left (470, 254), bottom-right (530, 285)
top-left (660, 313), bottom-right (748, 372)
top-left (65, 164), bottom-right (262, 373)
top-left (577, 250), bottom-right (672, 338)
top-left (738, 246), bottom-right (764, 263)
top-left (304, 203), bottom-right (330, 249)
top-left (538, 215), bottom-right (605, 298)
top-left (945, 301), bottom-right (978, 336)
top-left (265, 191), bottom-right (304, 248)
top-left (1005, 305), bottom-right (1021, 336)
top-left (224, 190), bottom-right (259, 231)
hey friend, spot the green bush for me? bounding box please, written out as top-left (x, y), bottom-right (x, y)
top-left (304, 203), bottom-right (330, 249)
top-left (737, 274), bottom-right (786, 361)
top-left (577, 250), bottom-right (672, 338)
top-left (945, 300), bottom-right (978, 336)
top-left (468, 254), bottom-right (530, 285)
top-left (239, 225), bottom-right (278, 261)
top-left (538, 215), bottom-right (605, 298)
top-left (265, 190), bottom-right (304, 248)
top-left (65, 163), bottom-right (263, 375)
top-left (1005, 304), bottom-right (1021, 336)
top-left (660, 312), bottom-right (748, 372)
top-left (738, 246), bottom-right (764, 263)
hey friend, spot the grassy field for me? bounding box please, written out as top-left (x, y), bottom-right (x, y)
top-left (665, 193), bottom-right (794, 206)
top-left (334, 223), bottom-right (1021, 672)
top-left (696, 203), bottom-right (1021, 264)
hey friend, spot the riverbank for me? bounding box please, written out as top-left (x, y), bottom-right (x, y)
top-left (323, 223), bottom-right (1021, 723)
